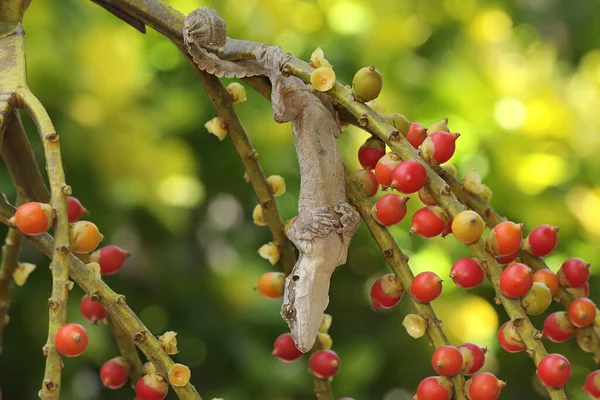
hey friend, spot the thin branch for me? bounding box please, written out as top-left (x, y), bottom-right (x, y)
top-left (0, 224), bottom-right (21, 354)
top-left (0, 0), bottom-right (31, 22)
top-left (107, 314), bottom-right (145, 384)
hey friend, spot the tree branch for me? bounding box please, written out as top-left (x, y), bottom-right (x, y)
top-left (0, 224), bottom-right (21, 354)
top-left (107, 313), bottom-right (145, 384)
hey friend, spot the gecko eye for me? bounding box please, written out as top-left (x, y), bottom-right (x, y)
top-left (292, 275), bottom-right (300, 281)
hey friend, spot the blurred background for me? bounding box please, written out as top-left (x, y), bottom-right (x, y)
top-left (1, 0), bottom-right (600, 398)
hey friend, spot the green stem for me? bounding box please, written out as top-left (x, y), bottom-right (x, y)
top-left (107, 314), bottom-right (145, 384)
top-left (0, 225), bottom-right (21, 355)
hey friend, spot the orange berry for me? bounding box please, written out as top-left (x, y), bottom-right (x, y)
top-left (12, 202), bottom-right (54, 235)
top-left (486, 221), bottom-right (523, 257)
top-left (451, 210), bottom-right (484, 244)
top-left (255, 272), bottom-right (286, 299)
top-left (533, 269), bottom-right (559, 296)
top-left (70, 221), bottom-right (104, 253)
top-left (568, 298), bottom-right (596, 328)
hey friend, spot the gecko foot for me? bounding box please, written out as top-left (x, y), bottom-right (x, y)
top-left (334, 202), bottom-right (360, 236)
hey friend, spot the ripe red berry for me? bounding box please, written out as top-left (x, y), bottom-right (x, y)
top-left (537, 354), bottom-right (571, 388)
top-left (485, 221), bottom-right (523, 257)
top-left (542, 311), bottom-right (576, 343)
top-left (495, 249), bottom-right (518, 266)
top-left (55, 323), bottom-right (88, 357)
top-left (370, 274), bottom-right (404, 309)
top-left (358, 137), bottom-right (386, 170)
top-left (100, 357), bottom-right (130, 389)
top-left (499, 263), bottom-right (533, 298)
top-left (533, 269), bottom-right (559, 296)
top-left (410, 271), bottom-right (443, 303)
top-left (352, 169), bottom-right (379, 198)
top-left (432, 346), bottom-right (463, 377)
top-left (558, 257), bottom-right (590, 288)
top-left (11, 202), bottom-right (54, 235)
top-left (420, 131), bottom-right (458, 165)
top-left (405, 122), bottom-right (428, 149)
top-left (497, 321), bottom-right (525, 353)
top-left (568, 297), bottom-right (596, 328)
top-left (418, 187), bottom-right (437, 206)
top-left (466, 372), bottom-right (505, 400)
top-left (272, 333), bottom-right (302, 362)
top-left (410, 206), bottom-right (448, 238)
top-left (309, 350), bottom-right (340, 379)
top-left (67, 196), bottom-right (87, 223)
top-left (458, 343), bottom-right (486, 375)
top-left (524, 225), bottom-right (558, 257)
top-left (135, 374), bottom-right (168, 400)
top-left (390, 160), bottom-right (427, 194)
top-left (373, 194), bottom-right (408, 226)
top-left (90, 245), bottom-right (130, 275)
top-left (450, 258), bottom-right (484, 289)
top-left (374, 152), bottom-right (401, 187)
top-left (583, 370), bottom-right (600, 398)
top-left (415, 376), bottom-right (452, 400)
top-left (80, 295), bottom-right (107, 323)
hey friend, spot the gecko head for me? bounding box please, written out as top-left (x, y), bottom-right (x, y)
top-left (184, 7), bottom-right (227, 48)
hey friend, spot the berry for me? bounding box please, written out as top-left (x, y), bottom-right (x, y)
top-left (415, 376), bottom-right (452, 400)
top-left (583, 370), bottom-right (600, 398)
top-left (405, 122), bottom-right (428, 149)
top-left (410, 271), bottom-right (443, 303)
top-left (310, 67), bottom-right (336, 92)
top-left (420, 131), bottom-right (458, 165)
top-left (520, 282), bottom-right (552, 316)
top-left (463, 170), bottom-right (485, 197)
top-left (558, 257), bottom-right (590, 288)
top-left (80, 295), bottom-right (107, 322)
top-left (67, 196), bottom-right (87, 223)
top-left (309, 47), bottom-right (332, 69)
top-left (374, 152), bottom-right (401, 187)
top-left (373, 194), bottom-right (408, 226)
top-left (90, 245), bottom-right (130, 275)
top-left (168, 363), bottom-right (191, 387)
top-left (533, 269), bottom-right (559, 296)
top-left (410, 206), bottom-right (448, 238)
top-left (466, 373), bottom-right (504, 400)
top-left (403, 314), bottom-right (427, 339)
top-left (418, 187), bottom-right (437, 206)
top-left (427, 119), bottom-right (450, 133)
top-left (358, 137), bottom-right (386, 170)
top-left (432, 346), bottom-right (463, 377)
top-left (566, 281), bottom-right (590, 299)
top-left (537, 354), bottom-right (571, 388)
top-left (309, 350), bottom-right (340, 379)
top-left (351, 169), bottom-right (379, 198)
top-left (100, 357), bottom-right (130, 389)
top-left (272, 333), bottom-right (302, 362)
top-left (499, 263), bottom-right (533, 298)
top-left (458, 343), bottom-right (486, 375)
top-left (485, 221), bottom-right (523, 257)
top-left (55, 323), bottom-right (88, 357)
top-left (497, 321), bottom-right (525, 353)
top-left (255, 272), bottom-right (286, 300)
top-left (135, 374), bottom-right (168, 400)
top-left (451, 211), bottom-right (485, 244)
top-left (352, 66), bottom-right (382, 102)
top-left (70, 221), bottom-right (104, 253)
top-left (450, 258), bottom-right (484, 289)
top-left (577, 329), bottom-right (594, 353)
top-left (441, 218), bottom-right (453, 237)
top-left (370, 274), bottom-right (404, 309)
top-left (385, 113), bottom-right (411, 136)
top-left (390, 160), bottom-right (427, 194)
top-left (524, 225), bottom-right (558, 257)
top-left (11, 202), bottom-right (53, 235)
top-left (542, 312), bottom-right (576, 343)
top-left (226, 82), bottom-right (247, 104)
top-left (568, 298), bottom-right (596, 328)
top-left (495, 249), bottom-right (518, 266)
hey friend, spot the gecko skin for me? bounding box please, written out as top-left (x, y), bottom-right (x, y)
top-left (184, 8), bottom-right (360, 353)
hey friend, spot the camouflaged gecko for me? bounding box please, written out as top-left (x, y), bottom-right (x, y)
top-left (184, 7), bottom-right (360, 353)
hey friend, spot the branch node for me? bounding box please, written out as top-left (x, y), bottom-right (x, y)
top-left (247, 149), bottom-right (259, 160)
top-left (44, 133), bottom-right (58, 142)
top-left (47, 298), bottom-right (58, 310)
top-left (358, 114), bottom-right (368, 127)
top-left (89, 291), bottom-right (101, 302)
top-left (116, 294), bottom-right (126, 305)
top-left (133, 330), bottom-right (147, 343)
top-left (61, 185), bottom-right (72, 195)
top-left (58, 244), bottom-right (70, 254)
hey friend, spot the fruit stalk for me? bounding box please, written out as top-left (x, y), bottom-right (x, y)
top-left (0, 225), bottom-right (21, 355)
top-left (107, 314), bottom-right (145, 385)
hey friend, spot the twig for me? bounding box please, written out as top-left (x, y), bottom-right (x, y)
top-left (0, 225), bottom-right (21, 354)
top-left (0, 194), bottom-right (202, 400)
top-left (107, 314), bottom-right (145, 384)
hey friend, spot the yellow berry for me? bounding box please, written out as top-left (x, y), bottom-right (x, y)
top-left (451, 210), bottom-right (485, 244)
top-left (310, 47), bottom-right (333, 68)
top-left (158, 331), bottom-right (179, 355)
top-left (205, 117), bottom-right (228, 141)
top-left (258, 242), bottom-right (280, 265)
top-left (226, 82), bottom-right (247, 104)
top-left (267, 175), bottom-right (286, 197)
top-left (352, 65), bottom-right (383, 102)
top-left (12, 262), bottom-right (36, 287)
top-left (252, 204), bottom-right (267, 226)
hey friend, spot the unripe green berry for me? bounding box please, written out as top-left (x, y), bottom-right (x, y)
top-left (352, 66), bottom-right (382, 102)
top-left (385, 113), bottom-right (411, 136)
top-left (521, 282), bottom-right (552, 315)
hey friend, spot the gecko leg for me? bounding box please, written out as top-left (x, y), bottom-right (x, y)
top-left (334, 202), bottom-right (360, 264)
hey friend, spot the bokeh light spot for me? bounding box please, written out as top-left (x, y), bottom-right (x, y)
top-left (469, 9), bottom-right (512, 44)
top-left (68, 95), bottom-right (105, 127)
top-left (139, 304), bottom-right (169, 333)
top-left (327, 1), bottom-right (372, 35)
top-left (567, 186), bottom-right (600, 237)
top-left (207, 194), bottom-right (243, 231)
top-left (516, 153), bottom-right (567, 194)
top-left (157, 175), bottom-right (205, 208)
top-left (149, 41), bottom-right (182, 71)
top-left (494, 97), bottom-right (527, 130)
top-left (178, 336), bottom-right (207, 367)
top-left (401, 15), bottom-right (431, 48)
top-left (443, 296), bottom-right (499, 344)
top-left (291, 2), bottom-right (323, 33)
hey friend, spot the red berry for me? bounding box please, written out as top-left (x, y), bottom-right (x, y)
top-left (495, 249), bottom-right (518, 266)
top-left (352, 169), bottom-right (379, 198)
top-left (567, 281), bottom-right (590, 299)
top-left (537, 354), bottom-right (571, 388)
top-left (420, 131), bottom-right (458, 165)
top-left (80, 295), bottom-right (107, 323)
top-left (410, 271), bottom-right (443, 303)
top-left (55, 323), bottom-right (88, 357)
top-left (373, 194), bottom-right (408, 226)
top-left (11, 202), bottom-right (53, 235)
top-left (309, 350), bottom-right (340, 379)
top-left (533, 269), bottom-right (559, 296)
top-left (410, 206), bottom-right (448, 238)
top-left (135, 374), bottom-right (168, 400)
top-left (370, 274), bottom-right (404, 309)
top-left (525, 225), bottom-right (558, 257)
top-left (374, 153), bottom-right (402, 188)
top-left (450, 258), bottom-right (484, 289)
top-left (67, 196), bottom-right (87, 223)
top-left (583, 370), bottom-right (600, 398)
top-left (466, 373), bottom-right (504, 400)
top-left (418, 187), bottom-right (437, 206)
top-left (432, 346), bottom-right (463, 377)
top-left (405, 122), bottom-right (428, 149)
top-left (568, 297), bottom-right (596, 328)
top-left (558, 257), bottom-right (590, 288)
top-left (497, 321), bottom-right (525, 353)
top-left (485, 221), bottom-right (523, 257)
top-left (415, 376), bottom-right (452, 400)
top-left (458, 343), bottom-right (486, 375)
top-left (542, 312), bottom-right (576, 343)
top-left (272, 333), bottom-right (302, 362)
top-left (499, 263), bottom-right (533, 298)
top-left (100, 357), bottom-right (130, 389)
top-left (91, 245), bottom-right (130, 275)
top-left (390, 160), bottom-right (427, 194)
top-left (358, 137), bottom-right (386, 170)
top-left (441, 218), bottom-right (453, 237)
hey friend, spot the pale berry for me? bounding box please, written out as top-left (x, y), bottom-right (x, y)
top-left (420, 131), bottom-right (458, 165)
top-left (309, 350), bottom-right (340, 379)
top-left (418, 187), bottom-right (437, 206)
top-left (485, 221), bottom-right (523, 257)
top-left (533, 269), bottom-right (559, 296)
top-left (458, 343), bottom-right (486, 375)
top-left (415, 376), bottom-right (452, 400)
top-left (432, 346), bottom-right (463, 377)
top-left (386, 113), bottom-right (411, 136)
top-left (405, 122), bottom-right (428, 149)
top-left (370, 274), bottom-right (404, 309)
top-left (542, 312), bottom-right (576, 343)
top-left (135, 374), bottom-right (168, 400)
top-left (352, 169), bottom-right (379, 198)
top-left (583, 370), bottom-right (600, 398)
top-left (358, 137), bottom-right (386, 170)
top-left (558, 257), bottom-right (590, 288)
top-left (568, 298), bottom-right (596, 328)
top-left (55, 323), bottom-right (88, 357)
top-left (80, 295), bottom-right (107, 322)
top-left (11, 202), bottom-right (53, 235)
top-left (374, 152), bottom-right (401, 187)
top-left (537, 354), bottom-right (571, 388)
top-left (272, 333), bottom-right (302, 362)
top-left (451, 211), bottom-right (484, 244)
top-left (499, 263), bottom-right (533, 298)
top-left (427, 119), bottom-right (450, 133)
top-left (520, 282), bottom-right (552, 316)
top-left (466, 373), bottom-right (504, 400)
top-left (410, 271), bottom-right (443, 303)
top-left (90, 245), bottom-right (130, 275)
top-left (577, 329), bottom-right (594, 353)
top-left (497, 321), bottom-right (525, 353)
top-left (100, 357), bottom-right (130, 389)
top-left (524, 225), bottom-right (558, 257)
top-left (450, 258), bottom-right (484, 289)
top-left (390, 160), bottom-right (427, 194)
top-left (373, 194), bottom-right (408, 226)
top-left (410, 206), bottom-right (448, 238)
top-left (566, 281), bottom-right (590, 299)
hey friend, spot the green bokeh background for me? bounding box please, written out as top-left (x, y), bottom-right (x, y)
top-left (1, 0), bottom-right (600, 399)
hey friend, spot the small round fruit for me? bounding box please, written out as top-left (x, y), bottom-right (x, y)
top-left (499, 263), bottom-right (533, 299)
top-left (374, 152), bottom-right (402, 187)
top-left (410, 206), bottom-right (448, 238)
top-left (558, 257), bottom-right (590, 288)
top-left (70, 221), bottom-right (104, 253)
top-left (351, 169), bottom-right (379, 198)
top-left (451, 211), bottom-right (485, 244)
top-left (583, 370), bottom-right (600, 398)
top-left (352, 66), bottom-right (383, 102)
top-left (428, 119), bottom-right (450, 133)
top-left (100, 357), bottom-right (130, 389)
top-left (576, 329), bottom-right (594, 353)
top-left (458, 343), bottom-right (486, 375)
top-left (90, 245), bottom-right (130, 275)
top-left (410, 271), bottom-right (443, 303)
top-left (370, 274), bottom-right (404, 309)
top-left (272, 333), bottom-right (302, 362)
top-left (415, 376), bottom-right (452, 400)
top-left (80, 295), bottom-right (107, 322)
top-left (533, 269), bottom-right (559, 296)
top-left (495, 250), bottom-right (518, 266)
top-left (536, 354), bottom-right (571, 388)
top-left (568, 298), bottom-right (596, 328)
top-left (542, 312), bottom-right (576, 343)
top-left (67, 196), bottom-right (87, 223)
top-left (418, 188), bottom-right (437, 206)
top-left (403, 314), bottom-right (427, 339)
top-left (390, 160), bottom-right (427, 194)
top-left (255, 272), bottom-right (286, 300)
top-left (432, 346), bottom-right (463, 377)
top-left (358, 137), bottom-right (386, 170)
top-left (566, 281), bottom-right (590, 299)
top-left (466, 373), bottom-right (505, 400)
top-left (12, 202), bottom-right (54, 235)
top-left (55, 323), bottom-right (88, 357)
top-left (405, 122), bottom-right (428, 149)
top-left (524, 225), bottom-right (558, 257)
top-left (486, 221), bottom-right (523, 257)
top-left (135, 374), bottom-right (168, 400)
top-left (497, 321), bottom-right (525, 353)
top-left (309, 350), bottom-right (340, 379)
top-left (450, 258), bottom-right (484, 289)
top-left (310, 67), bottom-right (336, 92)
top-left (419, 131), bottom-right (459, 165)
top-left (385, 113), bottom-right (410, 136)
top-left (521, 282), bottom-right (552, 316)
top-left (373, 194), bottom-right (408, 226)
